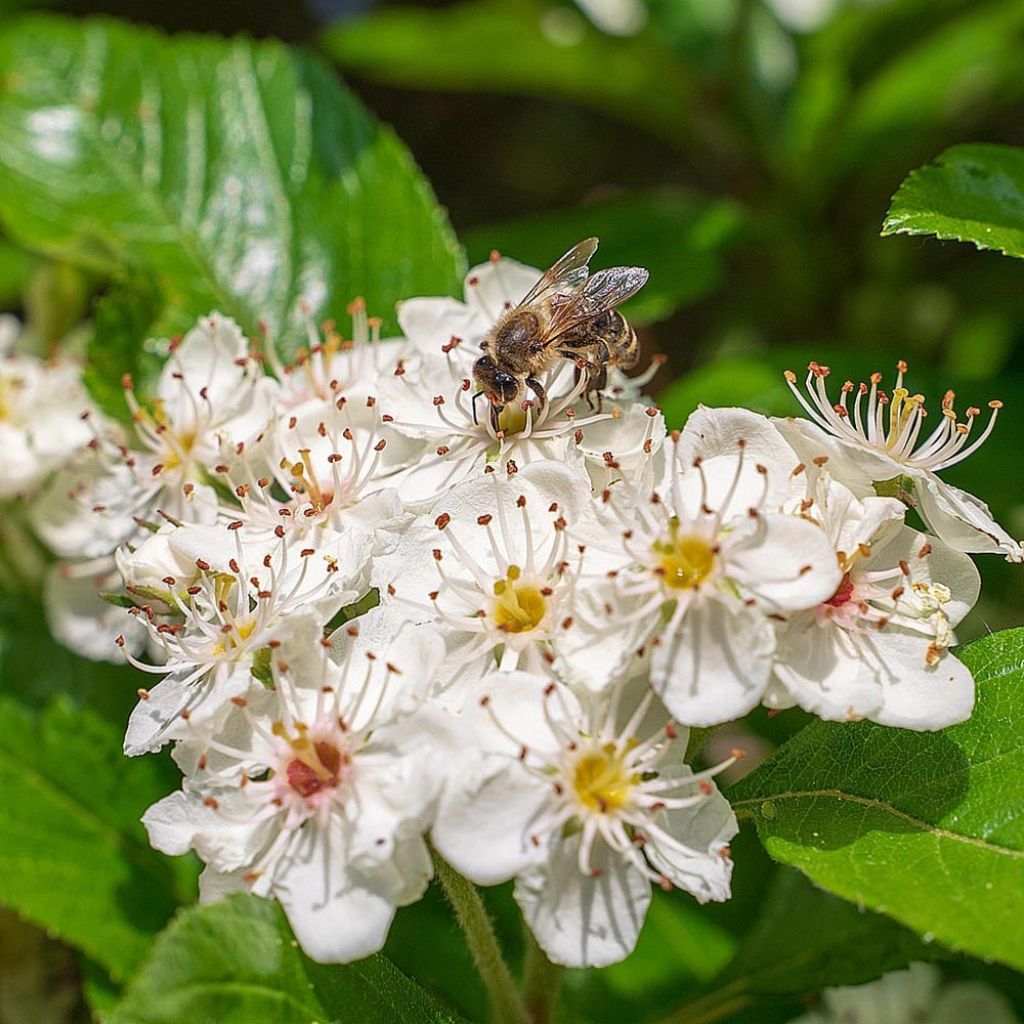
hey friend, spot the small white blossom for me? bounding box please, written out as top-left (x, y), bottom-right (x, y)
top-left (780, 360), bottom-right (1023, 561)
top-left (143, 619), bottom-right (447, 963)
top-left (0, 315), bottom-right (94, 500)
top-left (789, 962), bottom-right (1020, 1024)
top-left (432, 671), bottom-right (737, 967)
top-left (767, 475), bottom-right (980, 729)
top-left (120, 522), bottom-right (363, 754)
top-left (593, 408), bottom-right (841, 725)
top-left (374, 461), bottom-right (628, 694)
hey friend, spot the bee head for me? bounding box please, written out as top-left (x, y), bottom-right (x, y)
top-left (473, 355), bottom-right (521, 407)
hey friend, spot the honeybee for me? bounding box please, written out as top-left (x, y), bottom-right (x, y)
top-left (472, 238), bottom-right (648, 426)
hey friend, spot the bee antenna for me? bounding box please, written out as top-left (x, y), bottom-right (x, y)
top-left (471, 389), bottom-right (485, 426)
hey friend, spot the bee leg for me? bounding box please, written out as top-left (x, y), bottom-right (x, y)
top-left (489, 403), bottom-right (502, 433)
top-left (525, 376), bottom-right (547, 409)
top-left (588, 364), bottom-right (608, 411)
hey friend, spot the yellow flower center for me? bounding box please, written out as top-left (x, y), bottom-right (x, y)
top-left (497, 403), bottom-right (528, 436)
top-left (653, 524), bottom-right (715, 590)
top-left (491, 565), bottom-right (547, 634)
top-left (212, 617), bottom-right (256, 656)
top-left (573, 745), bottom-right (636, 814)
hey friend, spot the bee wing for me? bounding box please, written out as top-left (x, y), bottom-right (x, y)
top-left (515, 237), bottom-right (600, 308)
top-left (542, 266), bottom-right (649, 343)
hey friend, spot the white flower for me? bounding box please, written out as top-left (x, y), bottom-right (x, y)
top-left (432, 672), bottom-right (737, 967)
top-left (44, 558), bottom-right (147, 662)
top-left (789, 962), bottom-right (1020, 1024)
top-left (594, 408), bottom-right (841, 725)
top-left (221, 388), bottom-right (401, 554)
top-left (385, 255), bottom-right (666, 502)
top-left (767, 475), bottom-right (980, 729)
top-left (142, 619), bottom-right (447, 963)
top-left (0, 315), bottom-right (94, 500)
top-left (780, 360), bottom-right (1023, 561)
top-left (118, 313), bottom-right (277, 521)
top-left (269, 298), bottom-right (410, 408)
top-left (120, 522), bottom-right (363, 754)
top-left (374, 460), bottom-right (636, 695)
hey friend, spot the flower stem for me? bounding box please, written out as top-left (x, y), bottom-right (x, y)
top-left (431, 850), bottom-right (528, 1024)
top-left (521, 926), bottom-right (564, 1024)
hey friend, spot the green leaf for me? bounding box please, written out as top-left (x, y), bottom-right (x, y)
top-left (108, 893), bottom-right (466, 1024)
top-left (730, 628), bottom-right (1024, 970)
top-left (0, 697), bottom-right (194, 982)
top-left (320, 0), bottom-right (697, 149)
top-left (0, 596), bottom-right (139, 722)
top-left (0, 235), bottom-right (32, 308)
top-left (82, 274), bottom-right (167, 423)
top-left (882, 143), bottom-right (1024, 258)
top-left (664, 869), bottom-right (934, 1024)
top-left (841, 2), bottom-right (1024, 166)
top-left (0, 15), bottom-right (463, 355)
top-left (464, 189), bottom-right (745, 326)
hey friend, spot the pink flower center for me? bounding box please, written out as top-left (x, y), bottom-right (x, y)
top-left (825, 572), bottom-right (855, 608)
top-left (286, 740), bottom-right (344, 798)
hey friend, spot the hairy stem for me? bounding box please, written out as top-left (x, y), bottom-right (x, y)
top-left (431, 850), bottom-right (528, 1024)
top-left (521, 925), bottom-right (564, 1024)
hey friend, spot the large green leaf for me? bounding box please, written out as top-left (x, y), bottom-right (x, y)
top-left (661, 869), bottom-right (934, 1024)
top-left (882, 143), bottom-right (1024, 258)
top-left (463, 189), bottom-right (745, 327)
top-left (108, 893), bottom-right (466, 1024)
top-left (0, 697), bottom-right (194, 982)
top-left (0, 596), bottom-right (139, 722)
top-left (0, 15), bottom-right (463, 353)
top-left (0, 235), bottom-right (32, 308)
top-left (731, 628), bottom-right (1024, 970)
top-left (320, 0), bottom-right (697, 149)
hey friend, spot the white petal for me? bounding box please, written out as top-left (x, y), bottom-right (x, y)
top-left (397, 296), bottom-right (490, 357)
top-left (652, 597), bottom-right (774, 726)
top-left (515, 836), bottom-right (651, 968)
top-left (432, 762), bottom-right (553, 885)
top-left (773, 415), bottom-right (895, 494)
top-left (772, 616), bottom-right (886, 723)
top-left (44, 562), bottom-right (145, 663)
top-left (644, 778), bottom-right (737, 903)
top-left (463, 257), bottom-right (540, 320)
top-left (158, 313), bottom-right (248, 410)
top-left (868, 525), bottom-right (980, 628)
top-left (915, 473), bottom-right (1024, 561)
top-left (143, 789), bottom-right (272, 871)
top-left (274, 822), bottom-right (403, 964)
top-left (870, 631), bottom-right (975, 731)
top-left (679, 406), bottom-right (806, 507)
top-left (727, 512), bottom-right (841, 611)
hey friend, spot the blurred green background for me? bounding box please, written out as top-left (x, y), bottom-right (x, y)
top-left (2, 2), bottom-right (1024, 1021)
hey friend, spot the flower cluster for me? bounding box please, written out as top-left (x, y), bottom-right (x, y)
top-left (11, 248), bottom-right (1019, 969)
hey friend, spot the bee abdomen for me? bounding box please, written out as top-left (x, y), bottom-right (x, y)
top-left (608, 315), bottom-right (640, 370)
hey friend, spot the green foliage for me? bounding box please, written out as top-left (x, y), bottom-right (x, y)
top-left (0, 15), bottom-right (463, 357)
top-left (884, 143), bottom-right (1024, 258)
top-left (464, 189), bottom-right (745, 327)
top-left (107, 893), bottom-right (466, 1024)
top-left (0, 236), bottom-right (31, 309)
top-left (0, 596), bottom-right (140, 722)
top-left (732, 629), bottom-right (1024, 970)
top-left (321, 1), bottom-right (698, 149)
top-left (0, 697), bottom-right (194, 983)
top-left (665, 869), bottom-right (935, 1023)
